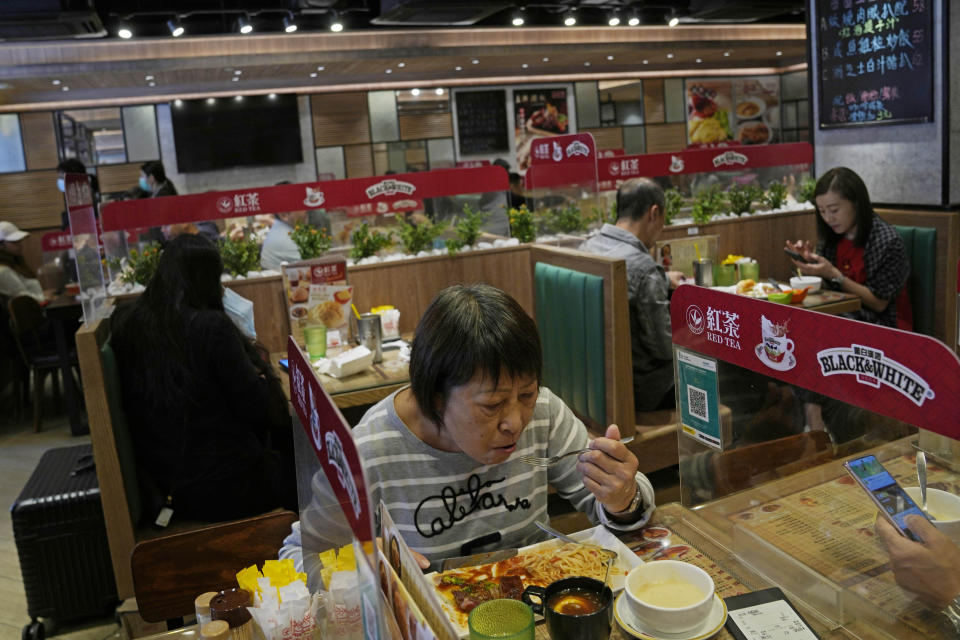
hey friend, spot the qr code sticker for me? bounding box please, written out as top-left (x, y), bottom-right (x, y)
top-left (687, 384), bottom-right (708, 421)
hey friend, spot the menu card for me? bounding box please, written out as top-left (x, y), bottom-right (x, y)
top-left (816, 0), bottom-right (934, 127)
top-left (282, 255), bottom-right (352, 347)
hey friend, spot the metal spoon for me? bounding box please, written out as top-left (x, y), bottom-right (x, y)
top-left (917, 450), bottom-right (929, 515)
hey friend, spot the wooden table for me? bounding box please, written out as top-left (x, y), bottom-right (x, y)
top-left (798, 288), bottom-right (861, 315)
top-left (273, 345), bottom-right (410, 409)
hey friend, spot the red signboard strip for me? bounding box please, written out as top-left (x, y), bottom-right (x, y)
top-left (287, 337), bottom-right (374, 542)
top-left (670, 286), bottom-right (960, 439)
top-left (101, 166), bottom-right (508, 232)
top-left (41, 231), bottom-right (73, 252)
top-left (524, 133), bottom-right (598, 190)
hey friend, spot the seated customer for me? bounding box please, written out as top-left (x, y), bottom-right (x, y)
top-left (579, 178), bottom-right (684, 411)
top-left (111, 235), bottom-right (295, 523)
top-left (285, 284), bottom-right (655, 571)
top-left (260, 209), bottom-right (307, 271)
top-left (0, 222), bottom-right (45, 302)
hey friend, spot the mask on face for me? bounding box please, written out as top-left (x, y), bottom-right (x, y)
top-left (56, 178), bottom-right (65, 193)
top-left (139, 176), bottom-right (150, 192)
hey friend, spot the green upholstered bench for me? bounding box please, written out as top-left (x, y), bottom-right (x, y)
top-left (894, 225), bottom-right (937, 336)
top-left (534, 262), bottom-right (607, 428)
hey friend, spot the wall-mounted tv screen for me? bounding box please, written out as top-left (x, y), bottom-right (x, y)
top-left (171, 94), bottom-right (303, 172)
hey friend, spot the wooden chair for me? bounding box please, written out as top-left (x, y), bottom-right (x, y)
top-left (130, 510), bottom-right (298, 624)
top-left (8, 295), bottom-right (69, 432)
top-left (529, 245), bottom-right (635, 438)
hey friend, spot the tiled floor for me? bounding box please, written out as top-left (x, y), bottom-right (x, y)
top-left (0, 385), bottom-right (120, 640)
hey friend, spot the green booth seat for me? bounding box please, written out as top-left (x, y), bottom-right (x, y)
top-left (893, 225), bottom-right (937, 336)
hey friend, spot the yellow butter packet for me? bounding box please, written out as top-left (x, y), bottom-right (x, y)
top-left (236, 564), bottom-right (263, 600)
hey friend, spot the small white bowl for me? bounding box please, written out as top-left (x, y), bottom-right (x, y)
top-left (904, 487), bottom-right (960, 543)
top-left (790, 275), bottom-right (822, 293)
top-left (624, 560), bottom-right (715, 634)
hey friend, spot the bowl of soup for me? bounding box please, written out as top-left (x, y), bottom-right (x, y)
top-left (904, 487), bottom-right (960, 543)
top-left (624, 560), bottom-right (714, 634)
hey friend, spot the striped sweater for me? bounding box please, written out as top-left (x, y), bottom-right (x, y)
top-left (310, 386), bottom-right (655, 570)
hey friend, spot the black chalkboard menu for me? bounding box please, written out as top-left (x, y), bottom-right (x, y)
top-left (817, 0), bottom-right (934, 128)
top-left (455, 89), bottom-right (509, 155)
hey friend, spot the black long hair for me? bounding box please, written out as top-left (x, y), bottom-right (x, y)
top-left (813, 167), bottom-right (875, 248)
top-left (112, 235), bottom-right (230, 409)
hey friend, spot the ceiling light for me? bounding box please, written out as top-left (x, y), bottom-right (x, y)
top-left (237, 14), bottom-right (253, 34)
top-left (310, 72), bottom-right (318, 78)
top-left (317, 66), bottom-right (325, 72)
top-left (471, 59), bottom-right (479, 64)
top-left (145, 75), bottom-right (154, 81)
top-left (52, 79), bottom-right (61, 85)
top-left (231, 76), bottom-right (240, 82)
top-left (723, 51), bottom-right (731, 57)
top-left (642, 59), bottom-right (648, 64)
top-left (174, 99), bottom-right (183, 107)
top-left (148, 81), bottom-right (156, 87)
top-left (563, 11), bottom-right (577, 26)
top-left (329, 12), bottom-right (344, 32)
top-left (411, 88), bottom-right (421, 96)
top-left (607, 55), bottom-right (614, 61)
top-left (385, 69), bottom-right (392, 74)
top-left (397, 62), bottom-right (405, 68)
top-left (608, 13), bottom-right (620, 27)
top-left (166, 18), bottom-right (184, 37)
top-left (61, 86), bottom-right (69, 92)
top-left (268, 93), bottom-right (277, 99)
top-left (206, 98), bottom-right (215, 105)
top-left (522, 63), bottom-right (529, 68)
top-left (695, 58), bottom-right (702, 63)
top-left (627, 14), bottom-right (640, 26)
top-left (117, 22), bottom-right (133, 39)
top-left (435, 88), bottom-right (444, 95)
top-left (584, 61), bottom-right (591, 66)
top-left (455, 66), bottom-right (462, 71)
top-left (234, 69), bottom-right (242, 75)
top-left (512, 12), bottom-right (524, 26)
top-left (667, 10), bottom-right (680, 27)
top-left (283, 13), bottom-right (298, 33)
top-left (542, 57), bottom-right (549, 62)
top-left (776, 50), bottom-right (783, 56)
top-left (666, 53), bottom-right (674, 59)
top-left (235, 95), bottom-right (244, 101)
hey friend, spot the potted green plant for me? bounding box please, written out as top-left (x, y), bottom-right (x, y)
top-left (762, 181), bottom-right (788, 210)
top-left (289, 221), bottom-right (331, 259)
top-left (797, 176), bottom-right (817, 207)
top-left (116, 243), bottom-right (162, 286)
top-left (446, 204), bottom-right (488, 254)
top-left (726, 184), bottom-right (762, 216)
top-left (691, 186), bottom-right (723, 224)
top-left (349, 221), bottom-right (393, 260)
top-left (545, 203), bottom-right (587, 234)
top-left (219, 234), bottom-right (261, 276)
top-left (508, 204), bottom-right (536, 243)
top-left (397, 216), bottom-right (447, 255)
top-left (664, 187), bottom-right (684, 225)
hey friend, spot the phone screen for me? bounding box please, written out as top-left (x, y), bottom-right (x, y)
top-left (279, 358), bottom-right (289, 371)
top-left (783, 248), bottom-right (813, 264)
top-left (846, 455), bottom-right (925, 533)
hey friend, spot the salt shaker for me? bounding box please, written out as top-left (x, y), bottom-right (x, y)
top-left (194, 591), bottom-right (217, 628)
top-left (199, 620), bottom-right (230, 640)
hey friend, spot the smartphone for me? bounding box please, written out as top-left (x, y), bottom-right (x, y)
top-left (843, 455), bottom-right (930, 541)
top-left (784, 247), bottom-right (815, 264)
top-left (278, 358), bottom-right (289, 371)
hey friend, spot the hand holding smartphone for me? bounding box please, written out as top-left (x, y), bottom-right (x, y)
top-left (844, 455), bottom-right (932, 541)
top-left (784, 247), bottom-right (816, 264)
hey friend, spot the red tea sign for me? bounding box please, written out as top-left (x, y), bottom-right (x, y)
top-left (524, 133), bottom-right (598, 190)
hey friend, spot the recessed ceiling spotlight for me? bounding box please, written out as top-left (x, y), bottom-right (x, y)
top-left (723, 51), bottom-right (731, 57)
top-left (695, 58), bottom-right (702, 63)
top-left (206, 98), bottom-right (215, 105)
top-left (148, 81), bottom-right (156, 87)
top-left (776, 50), bottom-right (783, 56)
top-left (666, 53), bottom-right (674, 59)
top-left (563, 11), bottom-right (577, 26)
top-left (283, 12), bottom-right (298, 33)
top-left (667, 9), bottom-right (680, 27)
top-left (234, 70), bottom-right (242, 75)
top-left (268, 93), bottom-right (277, 99)
top-left (455, 66), bottom-right (462, 71)
top-left (329, 11), bottom-right (344, 32)
top-left (411, 88), bottom-right (421, 96)
top-left (166, 18), bottom-right (184, 37)
top-left (542, 57), bottom-right (549, 62)
top-left (234, 95), bottom-right (244, 101)
top-left (52, 79), bottom-right (61, 85)
top-left (608, 13), bottom-right (620, 27)
top-left (627, 14), bottom-right (640, 26)
top-left (145, 75), bottom-right (154, 81)
top-left (471, 59), bottom-right (479, 64)
top-left (317, 66), bottom-right (325, 71)
top-left (231, 76), bottom-right (240, 82)
top-left (237, 14), bottom-right (253, 34)
top-left (117, 22), bottom-right (133, 39)
top-left (606, 55), bottom-right (614, 61)
top-left (521, 63), bottom-right (529, 68)
top-left (309, 72), bottom-right (318, 78)
top-left (174, 99), bottom-right (183, 107)
top-left (512, 8), bottom-right (525, 27)
top-left (61, 86), bottom-right (70, 92)
top-left (584, 61), bottom-right (591, 66)
top-left (385, 69), bottom-right (392, 74)
top-left (642, 59), bottom-right (649, 64)
top-left (435, 88), bottom-right (444, 95)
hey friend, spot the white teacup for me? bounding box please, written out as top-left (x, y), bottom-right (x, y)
top-left (904, 487), bottom-right (960, 543)
top-left (763, 334), bottom-right (794, 363)
top-left (624, 560), bottom-right (715, 634)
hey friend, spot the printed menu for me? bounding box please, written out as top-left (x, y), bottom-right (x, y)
top-left (816, 0), bottom-right (934, 127)
top-left (282, 255), bottom-right (352, 347)
top-left (686, 77), bottom-right (782, 147)
top-left (514, 87), bottom-right (570, 172)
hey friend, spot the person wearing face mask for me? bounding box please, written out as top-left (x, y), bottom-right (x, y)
top-left (57, 159), bottom-right (100, 231)
top-left (282, 284), bottom-right (655, 573)
top-left (138, 161), bottom-right (179, 244)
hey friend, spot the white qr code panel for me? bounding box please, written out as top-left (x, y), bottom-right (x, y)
top-left (687, 384), bottom-right (708, 421)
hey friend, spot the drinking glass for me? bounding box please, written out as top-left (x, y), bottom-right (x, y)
top-left (468, 599), bottom-right (534, 640)
top-left (714, 264), bottom-right (737, 286)
top-left (738, 261), bottom-right (759, 282)
top-left (304, 325), bottom-right (327, 359)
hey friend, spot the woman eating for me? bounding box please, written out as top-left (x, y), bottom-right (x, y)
top-left (287, 283), bottom-right (655, 572)
top-left (785, 166), bottom-right (909, 328)
top-left (111, 234), bottom-right (295, 523)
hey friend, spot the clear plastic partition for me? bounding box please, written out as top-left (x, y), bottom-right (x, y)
top-left (521, 133), bottom-right (601, 246)
top-left (669, 285), bottom-right (960, 639)
top-left (63, 173), bottom-right (108, 322)
top-left (39, 231), bottom-right (77, 289)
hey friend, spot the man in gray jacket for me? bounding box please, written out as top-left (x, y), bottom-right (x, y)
top-left (580, 178), bottom-right (685, 411)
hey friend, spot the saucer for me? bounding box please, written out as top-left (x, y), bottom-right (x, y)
top-left (754, 343), bottom-right (796, 371)
top-left (614, 592), bottom-right (727, 640)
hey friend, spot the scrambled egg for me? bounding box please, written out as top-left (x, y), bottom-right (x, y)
top-left (690, 117), bottom-right (727, 144)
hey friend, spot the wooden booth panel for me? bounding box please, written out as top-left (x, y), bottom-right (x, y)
top-left (0, 170), bottom-right (63, 229)
top-left (311, 93), bottom-right (371, 147)
top-left (642, 79), bottom-right (666, 124)
top-left (344, 144), bottom-right (374, 178)
top-left (644, 123), bottom-right (686, 153)
top-left (97, 162), bottom-right (144, 194)
top-left (20, 112), bottom-right (59, 170)
top-left (399, 113), bottom-right (453, 140)
top-left (582, 127), bottom-right (623, 151)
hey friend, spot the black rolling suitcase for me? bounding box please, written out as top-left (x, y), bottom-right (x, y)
top-left (12, 444), bottom-right (118, 639)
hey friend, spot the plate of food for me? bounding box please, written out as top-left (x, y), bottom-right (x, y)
top-left (713, 279), bottom-right (781, 298)
top-left (736, 121), bottom-right (771, 145)
top-left (426, 525), bottom-right (641, 637)
top-left (735, 98), bottom-right (766, 121)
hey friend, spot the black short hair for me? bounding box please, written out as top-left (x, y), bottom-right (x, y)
top-left (141, 160), bottom-right (167, 183)
top-left (616, 178), bottom-right (665, 223)
top-left (813, 167), bottom-right (874, 247)
top-left (57, 158), bottom-right (86, 174)
top-left (409, 284), bottom-right (542, 426)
